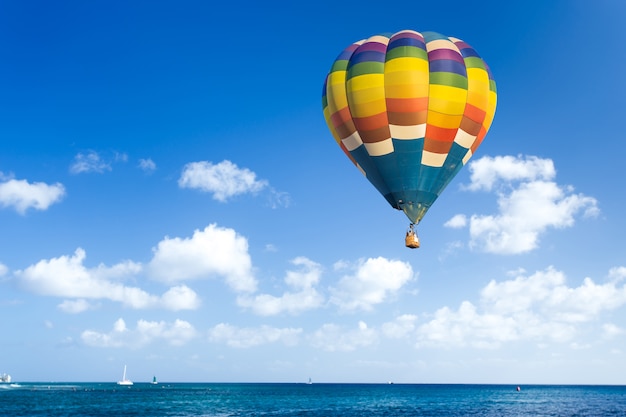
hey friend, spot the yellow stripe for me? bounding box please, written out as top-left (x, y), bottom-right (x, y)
top-left (428, 85), bottom-right (467, 115)
top-left (465, 90), bottom-right (488, 109)
top-left (385, 81), bottom-right (429, 99)
top-left (327, 71), bottom-right (347, 86)
top-left (427, 111), bottom-right (462, 129)
top-left (384, 56), bottom-right (429, 73)
top-left (466, 68), bottom-right (489, 85)
top-left (483, 91), bottom-right (497, 129)
top-left (327, 83), bottom-right (348, 110)
top-left (348, 96), bottom-right (387, 117)
top-left (348, 73), bottom-right (384, 91)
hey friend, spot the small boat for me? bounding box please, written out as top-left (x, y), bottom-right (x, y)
top-left (151, 376), bottom-right (158, 385)
top-left (306, 377), bottom-right (312, 385)
top-left (117, 365), bottom-right (133, 386)
top-left (0, 373), bottom-right (11, 383)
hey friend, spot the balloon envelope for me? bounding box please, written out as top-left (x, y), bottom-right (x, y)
top-left (322, 30), bottom-right (497, 224)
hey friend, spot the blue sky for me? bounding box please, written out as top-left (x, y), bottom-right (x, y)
top-left (1, 0), bottom-right (625, 384)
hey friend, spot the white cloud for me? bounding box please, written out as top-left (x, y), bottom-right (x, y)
top-left (208, 323), bottom-right (302, 348)
top-left (237, 257), bottom-right (324, 316)
top-left (82, 318), bottom-right (197, 348)
top-left (444, 214), bottom-right (467, 228)
top-left (70, 151), bottom-right (112, 174)
top-left (454, 155), bottom-right (599, 254)
top-left (178, 160), bottom-right (268, 202)
top-left (416, 266), bottom-right (626, 349)
top-left (330, 257), bottom-right (414, 312)
top-left (309, 321), bottom-right (378, 352)
top-left (138, 158), bottom-right (156, 173)
top-left (161, 285), bottom-right (201, 310)
top-left (608, 266), bottom-right (626, 282)
top-left (15, 248), bottom-right (200, 311)
top-left (0, 177), bottom-right (65, 214)
top-left (58, 299), bottom-right (97, 314)
top-left (602, 323), bottom-right (623, 340)
top-left (464, 155), bottom-right (556, 192)
top-left (381, 314), bottom-right (418, 339)
top-left (148, 224), bottom-right (257, 293)
top-left (0, 262), bottom-right (7, 276)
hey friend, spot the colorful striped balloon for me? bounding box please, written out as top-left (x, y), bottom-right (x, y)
top-left (322, 30), bottom-right (497, 224)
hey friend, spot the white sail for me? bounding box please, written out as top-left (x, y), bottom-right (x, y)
top-left (117, 365), bottom-right (133, 386)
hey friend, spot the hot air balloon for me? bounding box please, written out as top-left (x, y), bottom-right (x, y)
top-left (322, 30), bottom-right (497, 248)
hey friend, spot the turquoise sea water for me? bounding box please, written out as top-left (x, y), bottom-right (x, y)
top-left (2, 382), bottom-right (625, 416)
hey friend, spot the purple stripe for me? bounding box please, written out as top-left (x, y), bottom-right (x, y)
top-left (428, 48), bottom-right (464, 64)
top-left (357, 41), bottom-right (388, 54)
top-left (454, 41), bottom-right (482, 59)
top-left (350, 50), bottom-right (386, 65)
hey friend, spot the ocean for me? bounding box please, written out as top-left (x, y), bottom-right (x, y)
top-left (1, 382), bottom-right (625, 416)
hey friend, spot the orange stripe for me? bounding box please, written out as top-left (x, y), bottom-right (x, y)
top-left (425, 124), bottom-right (457, 143)
top-left (353, 112), bottom-right (389, 132)
top-left (330, 106), bottom-right (353, 127)
top-left (424, 138), bottom-right (453, 154)
top-left (471, 127), bottom-right (487, 153)
top-left (386, 97), bottom-right (428, 113)
top-left (463, 103), bottom-right (486, 124)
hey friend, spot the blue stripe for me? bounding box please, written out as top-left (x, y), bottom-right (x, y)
top-left (349, 50), bottom-right (386, 65)
top-left (388, 37), bottom-right (426, 50)
top-left (429, 59), bottom-right (467, 76)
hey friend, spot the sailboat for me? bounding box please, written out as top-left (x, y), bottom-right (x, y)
top-left (151, 375), bottom-right (158, 385)
top-left (117, 365), bottom-right (133, 386)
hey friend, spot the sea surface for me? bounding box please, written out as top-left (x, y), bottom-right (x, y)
top-left (1, 382), bottom-right (625, 416)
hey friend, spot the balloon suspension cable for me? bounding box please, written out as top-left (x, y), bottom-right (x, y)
top-left (405, 223), bottom-right (420, 249)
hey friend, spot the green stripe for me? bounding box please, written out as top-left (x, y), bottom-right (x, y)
top-left (429, 72), bottom-right (468, 89)
top-left (464, 57), bottom-right (487, 70)
top-left (330, 59), bottom-right (349, 73)
top-left (347, 61), bottom-right (384, 78)
top-left (490, 80), bottom-right (497, 93)
top-left (385, 45), bottom-right (428, 61)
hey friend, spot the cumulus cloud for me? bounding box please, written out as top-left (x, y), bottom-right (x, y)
top-left (82, 318), bottom-right (197, 348)
top-left (15, 248), bottom-right (200, 311)
top-left (237, 257), bottom-right (324, 316)
top-left (0, 262), bottom-right (7, 277)
top-left (330, 257), bottom-right (414, 312)
top-left (415, 266), bottom-right (626, 349)
top-left (0, 176), bottom-right (65, 214)
top-left (450, 155), bottom-right (599, 254)
top-left (178, 160), bottom-right (267, 202)
top-left (148, 224), bottom-right (257, 293)
top-left (178, 160), bottom-right (290, 208)
top-left (464, 155), bottom-right (556, 192)
top-left (70, 151), bottom-right (112, 174)
top-left (208, 323), bottom-right (302, 348)
top-left (58, 299), bottom-right (97, 314)
top-left (444, 214), bottom-right (467, 229)
top-left (138, 158), bottom-right (156, 173)
top-left (381, 314), bottom-right (418, 339)
top-left (309, 321), bottom-right (377, 352)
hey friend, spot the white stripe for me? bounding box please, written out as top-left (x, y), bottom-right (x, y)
top-left (422, 151), bottom-right (447, 167)
top-left (364, 138), bottom-right (394, 156)
top-left (462, 149), bottom-right (473, 165)
top-left (342, 131), bottom-right (363, 151)
top-left (389, 124), bottom-right (426, 140)
top-left (453, 129), bottom-right (476, 149)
